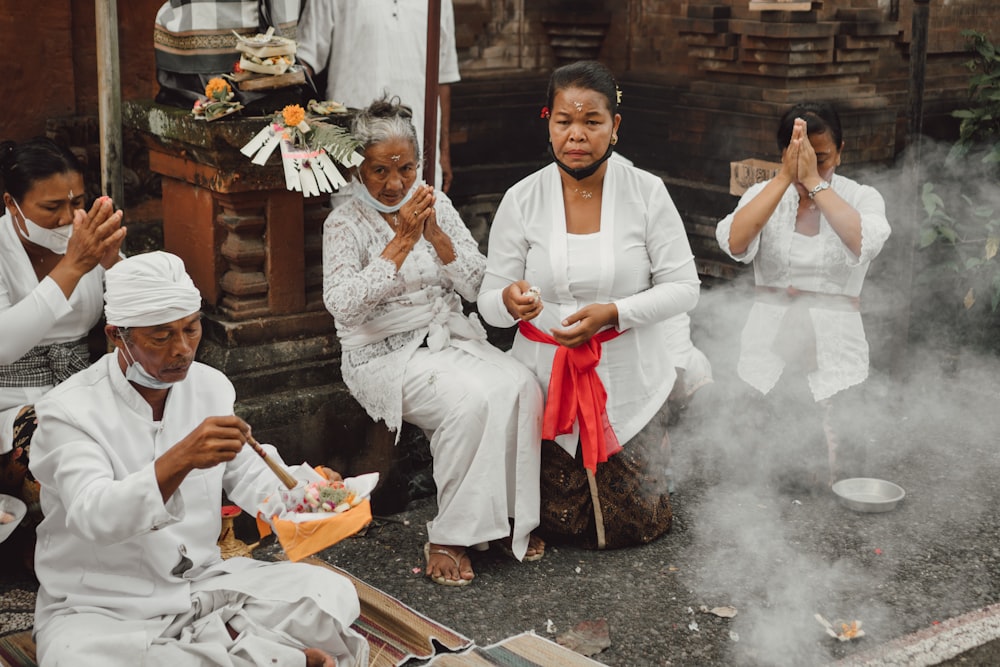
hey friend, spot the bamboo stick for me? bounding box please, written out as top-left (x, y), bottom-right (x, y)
top-left (247, 434), bottom-right (298, 489)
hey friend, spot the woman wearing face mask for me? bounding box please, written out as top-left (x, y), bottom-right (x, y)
top-left (477, 61), bottom-right (700, 550)
top-left (715, 102), bottom-right (891, 486)
top-left (322, 97), bottom-right (544, 586)
top-left (0, 137), bottom-right (125, 571)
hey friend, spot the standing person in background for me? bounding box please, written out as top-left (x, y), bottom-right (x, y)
top-left (297, 0), bottom-right (460, 192)
top-left (477, 61), bottom-right (700, 550)
top-left (153, 0), bottom-right (306, 110)
top-left (0, 137), bottom-right (125, 572)
top-left (715, 102), bottom-right (890, 486)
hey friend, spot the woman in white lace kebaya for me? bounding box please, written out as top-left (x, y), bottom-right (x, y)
top-left (322, 98), bottom-right (544, 586)
top-left (716, 102), bottom-right (891, 484)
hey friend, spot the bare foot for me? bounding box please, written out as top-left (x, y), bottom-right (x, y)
top-left (425, 543), bottom-right (474, 585)
top-left (304, 647), bottom-right (336, 667)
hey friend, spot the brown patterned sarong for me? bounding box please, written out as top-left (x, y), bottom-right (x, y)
top-left (538, 401), bottom-right (673, 550)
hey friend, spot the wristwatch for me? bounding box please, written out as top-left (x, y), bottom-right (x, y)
top-left (807, 180), bottom-right (831, 199)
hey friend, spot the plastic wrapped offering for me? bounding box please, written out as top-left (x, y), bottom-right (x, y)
top-left (257, 472), bottom-right (379, 561)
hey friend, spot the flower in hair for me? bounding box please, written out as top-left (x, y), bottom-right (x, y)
top-left (616, 87), bottom-right (623, 105)
top-left (540, 106), bottom-right (551, 119)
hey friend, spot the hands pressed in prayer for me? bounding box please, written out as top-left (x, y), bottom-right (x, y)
top-left (550, 302), bottom-right (619, 348)
top-left (503, 280), bottom-right (543, 322)
top-left (779, 119), bottom-right (807, 187)
top-left (68, 196), bottom-right (125, 272)
top-left (394, 184), bottom-right (435, 244)
top-left (415, 186), bottom-right (459, 265)
top-left (791, 118), bottom-right (823, 187)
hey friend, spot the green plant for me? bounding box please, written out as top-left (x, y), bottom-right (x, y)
top-left (915, 31), bottom-right (1000, 351)
top-left (949, 30), bottom-right (1000, 162)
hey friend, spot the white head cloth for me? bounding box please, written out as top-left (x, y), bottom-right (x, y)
top-left (104, 251), bottom-right (202, 327)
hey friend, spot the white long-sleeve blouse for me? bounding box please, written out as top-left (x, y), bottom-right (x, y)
top-left (0, 213), bottom-right (105, 453)
top-left (715, 173), bottom-right (891, 400)
top-left (477, 159), bottom-right (700, 455)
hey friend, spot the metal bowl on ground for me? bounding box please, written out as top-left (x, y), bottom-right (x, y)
top-left (0, 494), bottom-right (27, 543)
top-left (832, 478), bottom-right (905, 513)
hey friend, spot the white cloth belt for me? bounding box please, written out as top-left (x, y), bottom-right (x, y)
top-left (338, 292), bottom-right (486, 352)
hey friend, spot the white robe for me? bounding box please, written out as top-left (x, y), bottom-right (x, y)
top-left (0, 212), bottom-right (105, 453)
top-left (477, 159), bottom-right (701, 456)
top-left (296, 0), bottom-right (460, 188)
top-left (30, 354), bottom-right (368, 666)
top-left (322, 194), bottom-right (542, 559)
top-left (715, 173), bottom-right (891, 400)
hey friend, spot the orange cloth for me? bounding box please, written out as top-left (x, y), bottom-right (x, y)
top-left (518, 320), bottom-right (623, 472)
top-left (256, 499), bottom-right (373, 563)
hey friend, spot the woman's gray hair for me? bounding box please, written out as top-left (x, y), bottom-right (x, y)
top-left (351, 96), bottom-right (420, 160)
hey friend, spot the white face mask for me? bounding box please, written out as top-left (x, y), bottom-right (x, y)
top-left (11, 198), bottom-right (73, 254)
top-left (353, 177), bottom-right (419, 214)
top-left (120, 341), bottom-right (175, 390)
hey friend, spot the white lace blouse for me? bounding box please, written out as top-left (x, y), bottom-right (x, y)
top-left (715, 173), bottom-right (891, 400)
top-left (322, 191), bottom-right (486, 435)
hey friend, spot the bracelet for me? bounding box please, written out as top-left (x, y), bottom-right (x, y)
top-left (807, 180), bottom-right (831, 199)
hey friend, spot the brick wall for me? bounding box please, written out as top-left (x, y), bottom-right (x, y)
top-left (1, 0), bottom-right (161, 141)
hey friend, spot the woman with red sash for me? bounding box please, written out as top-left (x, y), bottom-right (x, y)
top-left (477, 61), bottom-right (700, 549)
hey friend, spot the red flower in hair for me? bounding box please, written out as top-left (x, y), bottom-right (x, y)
top-left (540, 106), bottom-right (550, 119)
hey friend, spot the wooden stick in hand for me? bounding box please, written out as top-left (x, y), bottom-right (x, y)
top-left (247, 433), bottom-right (298, 489)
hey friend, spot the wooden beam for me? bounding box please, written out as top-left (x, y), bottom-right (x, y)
top-left (95, 0), bottom-right (124, 208)
top-left (423, 0), bottom-right (441, 186)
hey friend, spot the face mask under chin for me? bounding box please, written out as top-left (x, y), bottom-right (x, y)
top-left (353, 176), bottom-right (419, 214)
top-left (548, 143), bottom-right (615, 181)
top-left (120, 343), bottom-right (175, 390)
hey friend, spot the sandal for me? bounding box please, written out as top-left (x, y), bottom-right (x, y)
top-left (423, 542), bottom-right (473, 587)
top-left (498, 534), bottom-right (546, 562)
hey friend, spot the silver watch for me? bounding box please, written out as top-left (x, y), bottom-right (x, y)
top-left (807, 180), bottom-right (830, 199)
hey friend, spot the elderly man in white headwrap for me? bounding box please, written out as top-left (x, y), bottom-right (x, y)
top-left (29, 252), bottom-right (368, 667)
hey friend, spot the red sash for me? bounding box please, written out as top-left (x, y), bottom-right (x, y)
top-left (518, 320), bottom-right (624, 472)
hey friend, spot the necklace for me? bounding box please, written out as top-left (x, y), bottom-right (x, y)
top-left (573, 188), bottom-right (594, 200)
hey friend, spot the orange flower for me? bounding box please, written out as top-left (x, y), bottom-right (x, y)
top-left (282, 104), bottom-right (306, 128)
top-left (840, 621), bottom-right (861, 639)
top-left (205, 78), bottom-right (232, 100)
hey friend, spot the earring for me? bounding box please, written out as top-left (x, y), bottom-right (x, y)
top-left (611, 134), bottom-right (618, 145)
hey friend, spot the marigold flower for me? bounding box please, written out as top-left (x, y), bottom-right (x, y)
top-left (205, 78), bottom-right (232, 100)
top-left (282, 104), bottom-right (306, 128)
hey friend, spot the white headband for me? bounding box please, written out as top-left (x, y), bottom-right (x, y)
top-left (104, 251), bottom-right (202, 327)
